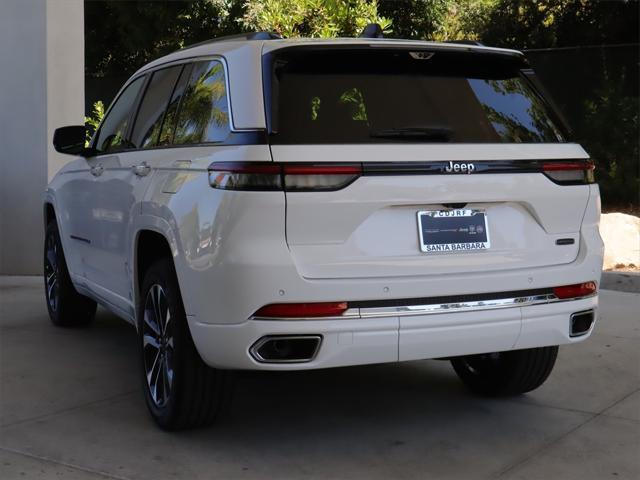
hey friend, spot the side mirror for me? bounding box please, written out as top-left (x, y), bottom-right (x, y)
top-left (53, 126), bottom-right (93, 156)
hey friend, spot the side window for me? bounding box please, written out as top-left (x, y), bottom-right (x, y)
top-left (158, 64), bottom-right (193, 146)
top-left (173, 60), bottom-right (230, 145)
top-left (130, 66), bottom-right (183, 149)
top-left (93, 76), bottom-right (145, 154)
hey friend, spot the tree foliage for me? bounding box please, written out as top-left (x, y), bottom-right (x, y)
top-left (583, 75), bottom-right (639, 206)
top-left (242, 0), bottom-right (390, 38)
top-left (86, 0), bottom-right (639, 78)
top-left (378, 0), bottom-right (450, 40)
top-left (473, 0), bottom-right (639, 49)
top-left (84, 100), bottom-right (105, 146)
top-left (85, 0), bottom-right (247, 78)
top-left (439, 0), bottom-right (497, 41)
top-left (380, 0), bottom-right (639, 47)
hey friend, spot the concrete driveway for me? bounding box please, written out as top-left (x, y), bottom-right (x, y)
top-left (1, 276), bottom-right (639, 480)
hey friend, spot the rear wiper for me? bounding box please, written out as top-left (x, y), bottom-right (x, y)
top-left (370, 126), bottom-right (452, 141)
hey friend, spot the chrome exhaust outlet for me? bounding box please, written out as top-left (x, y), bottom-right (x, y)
top-left (570, 310), bottom-right (595, 337)
top-left (250, 335), bottom-right (322, 363)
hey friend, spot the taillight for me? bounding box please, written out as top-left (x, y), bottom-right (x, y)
top-left (207, 162), bottom-right (282, 191)
top-left (254, 302), bottom-right (349, 318)
top-left (542, 160), bottom-right (595, 185)
top-left (553, 282), bottom-right (597, 299)
top-left (208, 162), bottom-right (361, 191)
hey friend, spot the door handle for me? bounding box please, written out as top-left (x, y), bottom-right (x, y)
top-left (90, 164), bottom-right (104, 177)
top-left (132, 162), bottom-right (151, 177)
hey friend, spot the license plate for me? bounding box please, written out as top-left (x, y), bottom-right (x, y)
top-left (417, 209), bottom-right (490, 253)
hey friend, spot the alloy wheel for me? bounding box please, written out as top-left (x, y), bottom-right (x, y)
top-left (142, 284), bottom-right (174, 408)
top-left (44, 232), bottom-right (59, 313)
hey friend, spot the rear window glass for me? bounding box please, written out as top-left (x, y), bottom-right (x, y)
top-left (267, 49), bottom-right (567, 144)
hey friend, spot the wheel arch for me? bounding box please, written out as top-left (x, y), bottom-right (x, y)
top-left (132, 219), bottom-right (188, 329)
top-left (134, 229), bottom-right (172, 317)
top-left (44, 202), bottom-right (56, 227)
top-left (43, 200), bottom-right (66, 258)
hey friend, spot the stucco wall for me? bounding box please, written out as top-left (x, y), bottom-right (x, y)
top-left (0, 0), bottom-right (84, 274)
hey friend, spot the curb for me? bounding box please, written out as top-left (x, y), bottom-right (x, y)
top-left (601, 271), bottom-right (640, 294)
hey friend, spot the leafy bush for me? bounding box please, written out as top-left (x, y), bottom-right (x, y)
top-left (242, 0), bottom-right (390, 38)
top-left (84, 100), bottom-right (105, 147)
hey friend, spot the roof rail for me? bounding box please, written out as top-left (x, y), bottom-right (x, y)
top-left (181, 31), bottom-right (282, 50)
top-left (359, 23), bottom-right (384, 39)
top-left (447, 40), bottom-right (485, 46)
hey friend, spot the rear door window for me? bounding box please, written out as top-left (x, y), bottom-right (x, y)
top-left (267, 48), bottom-right (567, 144)
top-left (173, 60), bottom-right (231, 145)
top-left (130, 65), bottom-right (183, 149)
top-left (158, 64), bottom-right (193, 146)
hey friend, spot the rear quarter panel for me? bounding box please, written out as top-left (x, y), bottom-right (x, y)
top-left (137, 144), bottom-right (278, 322)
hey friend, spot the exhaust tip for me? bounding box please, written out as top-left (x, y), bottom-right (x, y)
top-left (250, 335), bottom-right (322, 363)
top-left (570, 310), bottom-right (595, 337)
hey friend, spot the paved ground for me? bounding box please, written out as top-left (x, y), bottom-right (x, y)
top-left (0, 276), bottom-right (638, 480)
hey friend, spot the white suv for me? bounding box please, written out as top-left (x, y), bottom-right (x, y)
top-left (45, 30), bottom-right (603, 430)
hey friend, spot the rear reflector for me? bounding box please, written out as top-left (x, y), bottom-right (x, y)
top-left (208, 162), bottom-right (361, 191)
top-left (542, 160), bottom-right (595, 185)
top-left (254, 302), bottom-right (349, 318)
top-left (284, 163), bottom-right (361, 191)
top-left (283, 164), bottom-right (361, 175)
top-left (553, 282), bottom-right (597, 299)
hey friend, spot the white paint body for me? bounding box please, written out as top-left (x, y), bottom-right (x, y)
top-left (44, 38), bottom-right (604, 370)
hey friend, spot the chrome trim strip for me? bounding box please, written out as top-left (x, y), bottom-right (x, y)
top-left (250, 293), bottom-right (597, 321)
top-left (249, 335), bottom-right (322, 363)
top-left (358, 293), bottom-right (556, 318)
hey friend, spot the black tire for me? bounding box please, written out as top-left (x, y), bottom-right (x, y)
top-left (138, 257), bottom-right (229, 430)
top-left (451, 346), bottom-right (559, 396)
top-left (44, 221), bottom-right (97, 327)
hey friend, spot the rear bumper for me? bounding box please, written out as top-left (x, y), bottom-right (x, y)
top-left (189, 295), bottom-right (598, 370)
top-left (178, 182), bottom-right (603, 369)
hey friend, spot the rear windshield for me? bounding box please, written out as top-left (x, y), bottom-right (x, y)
top-left (266, 48), bottom-right (567, 144)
